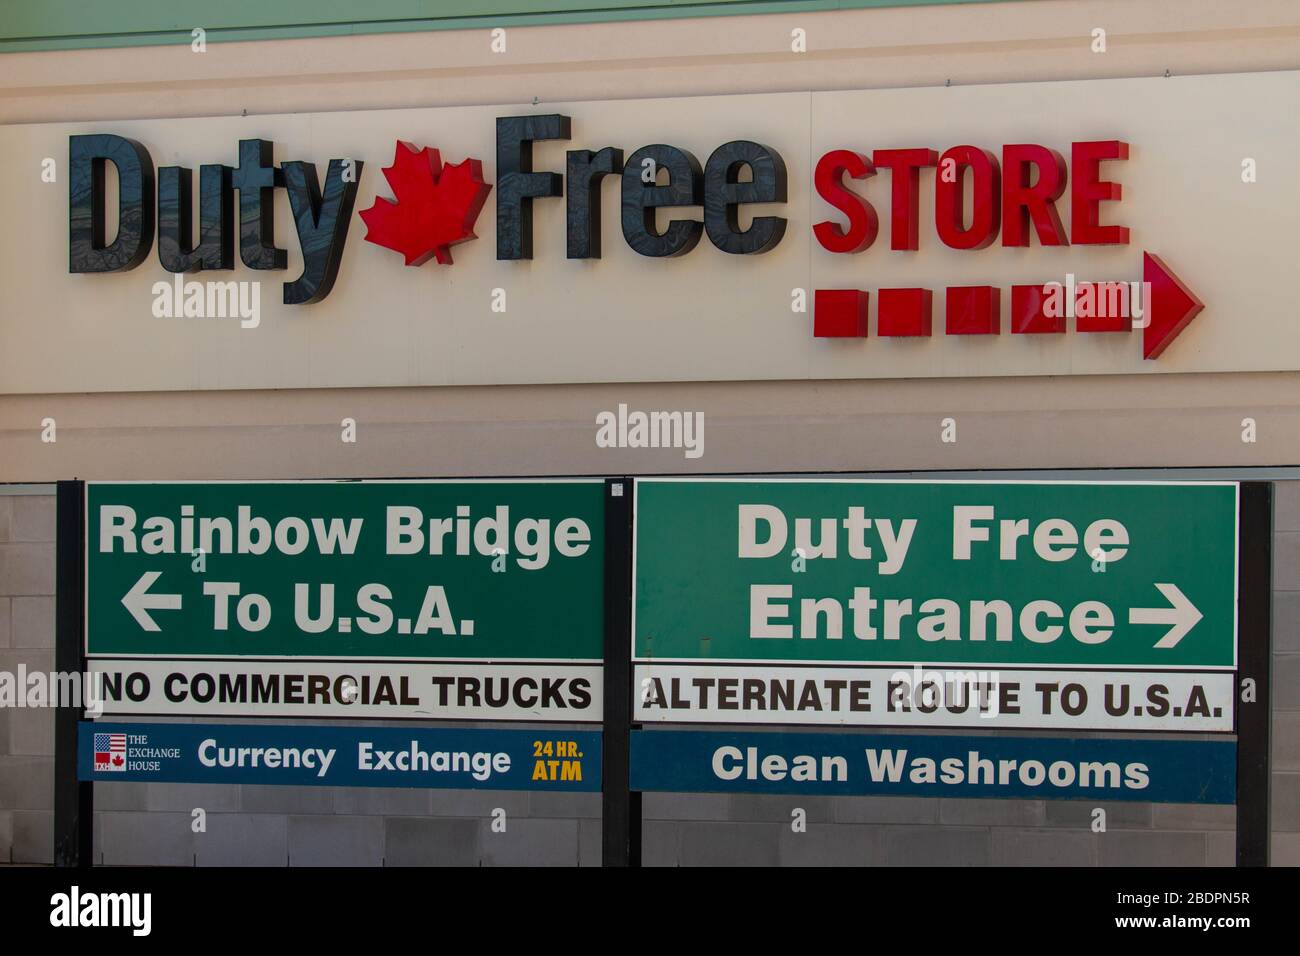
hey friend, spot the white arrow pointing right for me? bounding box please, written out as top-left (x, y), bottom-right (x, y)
top-left (1129, 582), bottom-right (1202, 649)
top-left (121, 571), bottom-right (182, 632)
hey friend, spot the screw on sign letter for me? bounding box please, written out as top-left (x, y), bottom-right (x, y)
top-left (157, 163), bottom-right (234, 272)
top-left (282, 158), bottom-right (364, 303)
top-left (1001, 144), bottom-right (1068, 247)
top-left (496, 114), bottom-right (570, 260)
top-left (813, 150), bottom-right (877, 253)
top-left (871, 148), bottom-right (937, 250)
top-left (1070, 140), bottom-right (1129, 245)
top-left (935, 146), bottom-right (1000, 250)
top-left (566, 147), bottom-right (625, 259)
top-left (232, 139), bottom-right (288, 270)
top-left (703, 140), bottom-right (788, 255)
top-left (621, 144), bottom-right (705, 258)
top-left (69, 134), bottom-right (155, 273)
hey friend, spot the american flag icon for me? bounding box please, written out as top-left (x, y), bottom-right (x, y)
top-left (93, 733), bottom-right (126, 772)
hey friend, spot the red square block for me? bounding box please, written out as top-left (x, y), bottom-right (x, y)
top-left (946, 285), bottom-right (1000, 335)
top-left (814, 289), bottom-right (869, 338)
top-left (877, 288), bottom-right (932, 336)
top-left (1011, 284), bottom-right (1067, 334)
top-left (1075, 281), bottom-right (1134, 332)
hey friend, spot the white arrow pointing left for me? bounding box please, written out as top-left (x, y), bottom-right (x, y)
top-left (122, 571), bottom-right (182, 632)
top-left (1128, 582), bottom-right (1202, 649)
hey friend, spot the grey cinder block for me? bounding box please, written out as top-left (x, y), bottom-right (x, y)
top-left (527, 791), bottom-right (602, 818)
top-left (93, 782), bottom-right (149, 812)
top-left (939, 797), bottom-right (1045, 827)
top-left (196, 814), bottom-right (288, 867)
top-left (642, 821), bottom-right (678, 867)
top-left (835, 795), bottom-right (941, 825)
top-left (578, 818), bottom-right (601, 867)
top-left (1275, 482), bottom-right (1300, 532)
top-left (641, 791), bottom-right (731, 821)
top-left (240, 784), bottom-right (337, 815)
top-left (146, 782), bottom-right (240, 813)
top-left (728, 793), bottom-right (835, 823)
top-left (0, 499), bottom-right (11, 543)
top-left (1272, 833), bottom-right (1300, 866)
top-left (288, 815), bottom-right (384, 866)
top-left (384, 817), bottom-right (480, 866)
top-left (878, 825), bottom-right (991, 866)
top-left (1044, 800), bottom-right (1152, 829)
top-left (991, 828), bottom-right (1097, 866)
top-left (427, 788), bottom-right (528, 818)
top-left (1274, 713), bottom-right (1300, 771)
top-left (7, 706), bottom-right (53, 757)
top-left (333, 786), bottom-right (433, 817)
top-left (0, 544), bottom-right (54, 596)
top-left (0, 810), bottom-right (11, 862)
top-left (1274, 533), bottom-right (1300, 591)
top-left (1151, 803), bottom-right (1236, 830)
top-left (11, 810), bottom-right (52, 864)
top-left (677, 821), bottom-right (782, 867)
top-left (477, 817), bottom-right (579, 867)
top-left (1099, 830), bottom-right (1208, 867)
top-left (778, 824), bottom-right (881, 866)
top-left (10, 497), bottom-right (55, 543)
top-left (1272, 593), bottom-right (1300, 653)
top-left (0, 755), bottom-right (53, 809)
top-left (10, 596), bottom-right (53, 648)
top-left (1206, 831), bottom-right (1236, 867)
top-left (100, 811), bottom-right (196, 866)
top-left (1274, 655), bottom-right (1300, 711)
top-left (1270, 773), bottom-right (1300, 831)
top-left (0, 597), bottom-right (9, 647)
top-left (0, 649), bottom-right (54, 677)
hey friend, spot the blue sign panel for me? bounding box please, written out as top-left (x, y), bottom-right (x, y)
top-left (80, 722), bottom-right (601, 792)
top-left (630, 729), bottom-right (1234, 804)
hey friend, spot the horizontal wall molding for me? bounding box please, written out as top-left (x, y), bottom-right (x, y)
top-left (1, 0), bottom-right (1030, 54)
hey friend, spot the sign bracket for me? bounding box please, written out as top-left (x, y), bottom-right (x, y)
top-left (53, 479), bottom-right (92, 868)
top-left (601, 477), bottom-right (640, 866)
top-left (1235, 481), bottom-right (1271, 866)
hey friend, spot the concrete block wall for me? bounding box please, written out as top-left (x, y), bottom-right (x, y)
top-left (639, 795), bottom-right (1237, 867)
top-left (0, 484), bottom-right (1295, 865)
top-left (1269, 482), bottom-right (1300, 865)
top-left (91, 783), bottom-right (601, 866)
top-left (0, 492), bottom-right (56, 864)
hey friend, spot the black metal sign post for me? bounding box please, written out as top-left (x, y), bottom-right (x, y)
top-left (1235, 481), bottom-right (1272, 866)
top-left (53, 479), bottom-right (92, 868)
top-left (602, 477), bottom-right (640, 866)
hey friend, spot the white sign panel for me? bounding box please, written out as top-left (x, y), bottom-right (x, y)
top-left (93, 659), bottom-right (603, 721)
top-left (2, 71), bottom-right (1296, 393)
top-left (633, 664), bottom-right (1234, 731)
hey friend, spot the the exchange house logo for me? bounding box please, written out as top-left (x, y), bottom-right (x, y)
top-left (66, 116), bottom-right (1203, 357)
top-left (93, 731), bottom-right (126, 772)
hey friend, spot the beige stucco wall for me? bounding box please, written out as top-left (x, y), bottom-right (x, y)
top-left (1, 0), bottom-right (1299, 482)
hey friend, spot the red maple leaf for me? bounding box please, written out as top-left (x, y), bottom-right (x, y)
top-left (359, 141), bottom-right (492, 266)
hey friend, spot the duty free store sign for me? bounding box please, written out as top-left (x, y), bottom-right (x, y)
top-left (632, 479), bottom-right (1238, 731)
top-left (0, 72), bottom-right (1295, 393)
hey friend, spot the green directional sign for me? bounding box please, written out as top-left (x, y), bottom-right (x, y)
top-left (633, 479), bottom-right (1238, 669)
top-left (86, 481), bottom-right (604, 660)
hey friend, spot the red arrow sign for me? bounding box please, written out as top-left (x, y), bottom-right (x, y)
top-left (1143, 252), bottom-right (1204, 359)
top-left (813, 252), bottom-right (1204, 359)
